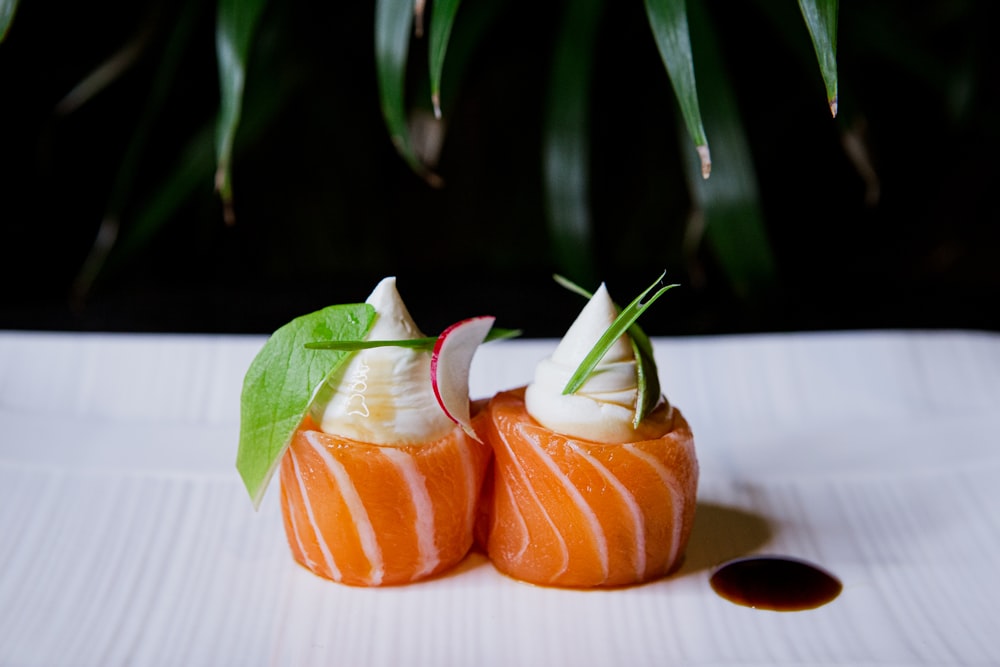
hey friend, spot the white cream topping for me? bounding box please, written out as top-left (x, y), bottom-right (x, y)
top-left (524, 283), bottom-right (641, 443)
top-left (311, 277), bottom-right (454, 445)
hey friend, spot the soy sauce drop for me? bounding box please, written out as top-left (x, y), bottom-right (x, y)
top-left (710, 556), bottom-right (842, 611)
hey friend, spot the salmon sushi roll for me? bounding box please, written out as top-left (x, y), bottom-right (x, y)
top-left (478, 280), bottom-right (698, 588)
top-left (478, 387), bottom-right (696, 588)
top-left (240, 277), bottom-right (494, 586)
top-left (280, 415), bottom-right (491, 586)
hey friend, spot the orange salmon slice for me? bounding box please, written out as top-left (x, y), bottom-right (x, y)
top-left (477, 387), bottom-right (698, 588)
top-left (280, 416), bottom-right (492, 586)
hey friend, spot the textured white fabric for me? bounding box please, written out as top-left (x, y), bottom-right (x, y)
top-left (1, 329), bottom-right (998, 666)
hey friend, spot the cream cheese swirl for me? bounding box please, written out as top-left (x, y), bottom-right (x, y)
top-left (524, 283), bottom-right (642, 443)
top-left (310, 277), bottom-right (454, 445)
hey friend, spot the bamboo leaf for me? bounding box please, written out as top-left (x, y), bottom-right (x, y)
top-left (115, 124), bottom-right (215, 259)
top-left (798, 0), bottom-right (839, 117)
top-left (71, 0), bottom-right (204, 301)
top-left (75, 14), bottom-right (293, 295)
top-left (215, 0), bottom-right (268, 219)
top-left (543, 0), bottom-right (603, 286)
top-left (644, 0), bottom-right (711, 178)
top-left (683, 0), bottom-right (775, 296)
top-left (431, 0), bottom-right (503, 120)
top-left (1, 0), bottom-right (19, 42)
top-left (428, 0), bottom-right (462, 119)
top-left (376, 0), bottom-right (440, 185)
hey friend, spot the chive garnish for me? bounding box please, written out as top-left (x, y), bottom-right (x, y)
top-left (556, 272), bottom-right (677, 427)
top-left (304, 327), bottom-right (521, 352)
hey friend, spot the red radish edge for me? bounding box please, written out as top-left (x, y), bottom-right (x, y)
top-left (430, 316), bottom-right (495, 442)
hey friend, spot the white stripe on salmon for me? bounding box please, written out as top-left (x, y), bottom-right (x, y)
top-left (380, 447), bottom-right (440, 579)
top-left (305, 432), bottom-right (385, 586)
top-left (495, 424), bottom-right (570, 579)
top-left (569, 442), bottom-right (647, 578)
top-left (499, 475), bottom-right (531, 562)
top-left (281, 477), bottom-right (317, 571)
top-left (516, 423), bottom-right (609, 582)
top-left (623, 443), bottom-right (685, 568)
top-left (455, 434), bottom-right (477, 529)
top-left (289, 447), bottom-right (342, 581)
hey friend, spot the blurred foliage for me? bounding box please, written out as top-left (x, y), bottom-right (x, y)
top-left (215, 0), bottom-right (836, 290)
top-left (1, 0), bottom-right (997, 335)
top-left (0, 0), bottom-right (18, 42)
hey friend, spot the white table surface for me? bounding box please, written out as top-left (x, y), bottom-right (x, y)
top-left (1, 329), bottom-right (998, 667)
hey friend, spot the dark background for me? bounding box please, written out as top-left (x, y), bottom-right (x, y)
top-left (1, 0), bottom-right (998, 338)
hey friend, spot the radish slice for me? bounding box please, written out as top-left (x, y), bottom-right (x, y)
top-left (430, 316), bottom-right (495, 441)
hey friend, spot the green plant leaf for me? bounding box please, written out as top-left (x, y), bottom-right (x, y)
top-left (71, 0), bottom-right (206, 302)
top-left (376, 0), bottom-right (440, 185)
top-left (683, 0), bottom-right (776, 297)
top-left (430, 0), bottom-right (503, 121)
top-left (797, 0), bottom-right (839, 116)
top-left (644, 0), bottom-right (711, 178)
top-left (304, 326), bottom-right (521, 351)
top-left (113, 122), bottom-right (215, 260)
top-left (560, 273), bottom-right (677, 426)
top-left (428, 0), bottom-right (462, 119)
top-left (543, 0), bottom-right (603, 287)
top-left (75, 44), bottom-right (293, 296)
top-left (1, 0), bottom-right (19, 42)
top-left (238, 303), bottom-right (376, 509)
top-left (215, 0), bottom-right (268, 219)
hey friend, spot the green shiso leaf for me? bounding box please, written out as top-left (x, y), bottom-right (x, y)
top-left (304, 326), bottom-right (521, 351)
top-left (557, 273), bottom-right (676, 426)
top-left (237, 303), bottom-right (376, 509)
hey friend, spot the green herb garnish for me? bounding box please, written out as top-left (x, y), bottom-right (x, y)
top-left (238, 314), bottom-right (517, 507)
top-left (628, 320), bottom-right (662, 429)
top-left (303, 326), bottom-right (521, 351)
top-left (237, 303), bottom-right (376, 509)
top-left (557, 272), bottom-right (677, 427)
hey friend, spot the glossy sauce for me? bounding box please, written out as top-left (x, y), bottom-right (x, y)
top-left (710, 556), bottom-right (842, 611)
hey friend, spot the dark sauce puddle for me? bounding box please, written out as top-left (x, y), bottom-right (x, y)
top-left (710, 555), bottom-right (842, 611)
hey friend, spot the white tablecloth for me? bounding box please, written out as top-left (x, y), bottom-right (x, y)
top-left (1, 329), bottom-right (998, 666)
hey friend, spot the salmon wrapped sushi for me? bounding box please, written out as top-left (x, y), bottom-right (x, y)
top-left (280, 415), bottom-right (491, 586)
top-left (478, 387), bottom-right (696, 588)
top-left (477, 280), bottom-right (698, 588)
top-left (239, 276), bottom-right (495, 586)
